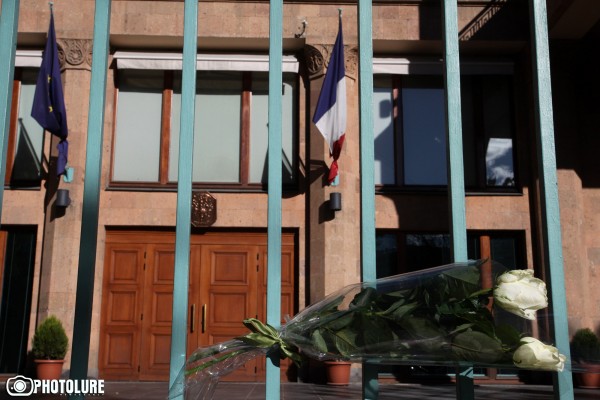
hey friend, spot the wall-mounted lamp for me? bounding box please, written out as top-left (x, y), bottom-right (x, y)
top-left (329, 192), bottom-right (342, 212)
top-left (295, 19), bottom-right (308, 38)
top-left (56, 189), bottom-right (71, 208)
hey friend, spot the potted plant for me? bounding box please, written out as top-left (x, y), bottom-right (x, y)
top-left (32, 315), bottom-right (68, 380)
top-left (324, 360), bottom-right (352, 385)
top-left (570, 328), bottom-right (600, 388)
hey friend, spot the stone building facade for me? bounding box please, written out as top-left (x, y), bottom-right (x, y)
top-left (1, 0), bottom-right (599, 382)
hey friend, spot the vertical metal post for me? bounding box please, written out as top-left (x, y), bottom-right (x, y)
top-left (357, 0), bottom-right (377, 398)
top-left (442, 1), bottom-right (468, 261)
top-left (441, 1), bottom-right (471, 399)
top-left (0, 0), bottom-right (20, 221)
top-left (169, 0), bottom-right (198, 391)
top-left (529, 1), bottom-right (573, 399)
top-left (266, 0), bottom-right (283, 397)
top-left (69, 0), bottom-right (111, 391)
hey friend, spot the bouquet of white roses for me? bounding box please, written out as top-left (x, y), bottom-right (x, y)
top-left (169, 261), bottom-right (566, 400)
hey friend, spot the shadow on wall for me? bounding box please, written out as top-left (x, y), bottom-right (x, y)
top-left (418, 0), bottom-right (529, 42)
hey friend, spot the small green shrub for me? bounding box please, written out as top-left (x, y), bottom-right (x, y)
top-left (571, 328), bottom-right (600, 363)
top-left (32, 316), bottom-right (68, 360)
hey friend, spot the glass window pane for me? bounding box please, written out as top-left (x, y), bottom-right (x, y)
top-left (170, 71), bottom-right (241, 183)
top-left (13, 69), bottom-right (44, 182)
top-left (460, 76), bottom-right (478, 187)
top-left (491, 235), bottom-right (527, 369)
top-left (491, 237), bottom-right (518, 269)
top-left (402, 77), bottom-right (447, 185)
top-left (376, 232), bottom-right (399, 278)
top-left (404, 233), bottom-right (451, 271)
top-left (486, 138), bottom-right (514, 186)
top-left (482, 77), bottom-right (515, 187)
top-left (373, 77), bottom-right (395, 185)
top-left (249, 73), bottom-right (297, 184)
top-left (113, 70), bottom-right (163, 182)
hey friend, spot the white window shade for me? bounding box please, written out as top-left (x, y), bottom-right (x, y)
top-left (15, 50), bottom-right (42, 67)
top-left (114, 51), bottom-right (299, 72)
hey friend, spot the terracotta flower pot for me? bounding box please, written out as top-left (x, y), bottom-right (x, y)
top-left (324, 361), bottom-right (351, 386)
top-left (575, 364), bottom-right (600, 388)
top-left (35, 359), bottom-right (64, 380)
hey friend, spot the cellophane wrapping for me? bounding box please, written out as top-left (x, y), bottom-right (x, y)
top-left (170, 261), bottom-right (572, 399)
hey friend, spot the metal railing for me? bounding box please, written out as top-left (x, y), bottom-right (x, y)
top-left (0, 1), bottom-right (574, 399)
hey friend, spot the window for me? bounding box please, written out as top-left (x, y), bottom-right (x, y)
top-left (376, 230), bottom-right (525, 277)
top-left (112, 69), bottom-right (298, 189)
top-left (373, 73), bottom-right (517, 191)
top-left (375, 230), bottom-right (526, 381)
top-left (5, 68), bottom-right (45, 187)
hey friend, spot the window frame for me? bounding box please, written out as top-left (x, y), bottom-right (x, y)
top-left (109, 68), bottom-right (300, 192)
top-left (373, 68), bottom-right (521, 195)
top-left (375, 229), bottom-right (527, 277)
top-left (4, 67), bottom-right (46, 189)
top-left (375, 229), bottom-right (527, 382)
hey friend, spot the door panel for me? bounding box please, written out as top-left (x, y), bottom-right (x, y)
top-left (256, 240), bottom-right (295, 378)
top-left (99, 243), bottom-right (145, 380)
top-left (100, 231), bottom-right (296, 382)
top-left (139, 245), bottom-right (175, 380)
top-left (199, 244), bottom-right (259, 381)
top-left (0, 231), bottom-right (7, 301)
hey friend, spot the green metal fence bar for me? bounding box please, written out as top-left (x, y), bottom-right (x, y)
top-left (528, 1), bottom-right (573, 399)
top-left (442, 1), bottom-right (468, 261)
top-left (266, 0), bottom-right (283, 397)
top-left (168, 0), bottom-right (198, 391)
top-left (0, 0), bottom-right (20, 222)
top-left (357, 0), bottom-right (378, 398)
top-left (441, 1), bottom-right (471, 399)
top-left (69, 0), bottom-right (111, 392)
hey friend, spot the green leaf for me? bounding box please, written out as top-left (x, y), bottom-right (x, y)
top-left (456, 310), bottom-right (495, 338)
top-left (449, 323), bottom-right (475, 335)
top-left (333, 328), bottom-right (359, 357)
top-left (494, 323), bottom-right (522, 347)
top-left (323, 311), bottom-right (354, 331)
top-left (237, 332), bottom-right (277, 348)
top-left (320, 295), bottom-right (345, 313)
top-left (442, 266), bottom-right (480, 285)
top-left (355, 314), bottom-right (395, 351)
top-left (451, 330), bottom-right (504, 363)
top-left (390, 302), bottom-right (419, 321)
top-left (311, 330), bottom-right (328, 353)
top-left (384, 289), bottom-right (412, 299)
top-left (242, 318), bottom-right (278, 338)
top-left (402, 317), bottom-right (442, 339)
top-left (280, 347), bottom-right (304, 366)
top-left (350, 287), bottom-right (378, 309)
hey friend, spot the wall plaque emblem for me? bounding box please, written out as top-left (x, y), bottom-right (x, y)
top-left (191, 192), bottom-right (217, 227)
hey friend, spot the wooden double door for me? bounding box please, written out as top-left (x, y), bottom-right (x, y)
top-left (99, 231), bottom-right (295, 381)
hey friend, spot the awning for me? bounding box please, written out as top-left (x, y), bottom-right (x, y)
top-left (373, 57), bottom-right (514, 75)
top-left (114, 51), bottom-right (299, 72)
top-left (15, 50), bottom-right (42, 67)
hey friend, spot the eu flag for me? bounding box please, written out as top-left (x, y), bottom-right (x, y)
top-left (31, 11), bottom-right (69, 176)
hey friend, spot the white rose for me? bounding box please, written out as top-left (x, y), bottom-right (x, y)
top-left (493, 269), bottom-right (548, 320)
top-left (513, 337), bottom-right (566, 371)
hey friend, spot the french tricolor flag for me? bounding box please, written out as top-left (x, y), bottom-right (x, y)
top-left (312, 16), bottom-right (346, 185)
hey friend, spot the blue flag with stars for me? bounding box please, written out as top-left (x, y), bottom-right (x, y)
top-left (31, 10), bottom-right (69, 176)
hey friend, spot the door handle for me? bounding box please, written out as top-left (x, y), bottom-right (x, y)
top-left (190, 304), bottom-right (196, 333)
top-left (201, 304), bottom-right (207, 333)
